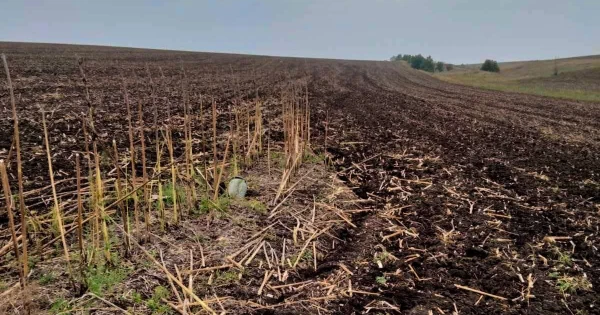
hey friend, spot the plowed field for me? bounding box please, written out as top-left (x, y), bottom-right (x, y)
top-left (1, 42), bottom-right (599, 314)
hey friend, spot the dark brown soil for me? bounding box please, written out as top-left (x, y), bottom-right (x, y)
top-left (1, 42), bottom-right (599, 314)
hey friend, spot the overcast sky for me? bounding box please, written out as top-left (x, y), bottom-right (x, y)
top-left (1, 0), bottom-right (599, 64)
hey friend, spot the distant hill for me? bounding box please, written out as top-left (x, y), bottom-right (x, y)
top-left (435, 55), bottom-right (600, 102)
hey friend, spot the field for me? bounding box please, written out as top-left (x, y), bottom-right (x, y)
top-left (436, 55), bottom-right (600, 102)
top-left (1, 42), bottom-right (599, 314)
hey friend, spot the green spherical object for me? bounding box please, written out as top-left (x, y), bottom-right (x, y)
top-left (228, 176), bottom-right (248, 198)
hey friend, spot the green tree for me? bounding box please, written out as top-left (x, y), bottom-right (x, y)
top-left (481, 59), bottom-right (500, 72)
top-left (422, 56), bottom-right (435, 72)
top-left (435, 61), bottom-right (445, 72)
top-left (410, 54), bottom-right (425, 70)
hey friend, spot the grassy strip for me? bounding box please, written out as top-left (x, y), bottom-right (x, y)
top-left (437, 72), bottom-right (600, 102)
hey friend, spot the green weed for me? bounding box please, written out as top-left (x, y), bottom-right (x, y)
top-left (194, 196), bottom-right (230, 216)
top-left (291, 250), bottom-right (313, 265)
top-left (215, 270), bottom-right (239, 285)
top-left (146, 286), bottom-right (172, 314)
top-left (131, 291), bottom-right (143, 304)
top-left (556, 275), bottom-right (592, 295)
top-left (50, 298), bottom-right (70, 314)
top-left (163, 182), bottom-right (187, 206)
top-left (39, 272), bottom-right (57, 285)
top-left (376, 276), bottom-right (387, 285)
top-left (549, 272), bottom-right (592, 295)
top-left (247, 199), bottom-right (267, 214)
top-left (373, 251), bottom-right (394, 264)
top-left (553, 247), bottom-right (573, 267)
top-left (270, 151), bottom-right (285, 168)
top-left (85, 265), bottom-right (130, 296)
top-left (302, 250), bottom-right (313, 262)
top-left (28, 255), bottom-right (40, 271)
top-left (303, 151), bottom-right (325, 164)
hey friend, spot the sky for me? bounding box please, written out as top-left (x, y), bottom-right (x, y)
top-left (1, 0), bottom-right (599, 64)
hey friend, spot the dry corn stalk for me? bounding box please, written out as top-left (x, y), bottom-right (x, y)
top-left (165, 128), bottom-right (178, 224)
top-left (113, 140), bottom-right (129, 256)
top-left (93, 141), bottom-right (111, 263)
top-left (2, 54), bottom-right (28, 279)
top-left (42, 111), bottom-right (73, 275)
top-left (0, 160), bottom-right (24, 288)
top-left (273, 86), bottom-right (311, 204)
top-left (75, 154), bottom-right (85, 262)
top-left (213, 132), bottom-right (232, 200)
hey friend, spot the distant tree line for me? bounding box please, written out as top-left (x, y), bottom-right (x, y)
top-left (389, 54), bottom-right (453, 72)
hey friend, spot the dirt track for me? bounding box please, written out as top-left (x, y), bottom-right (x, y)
top-left (1, 42), bottom-right (599, 314)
